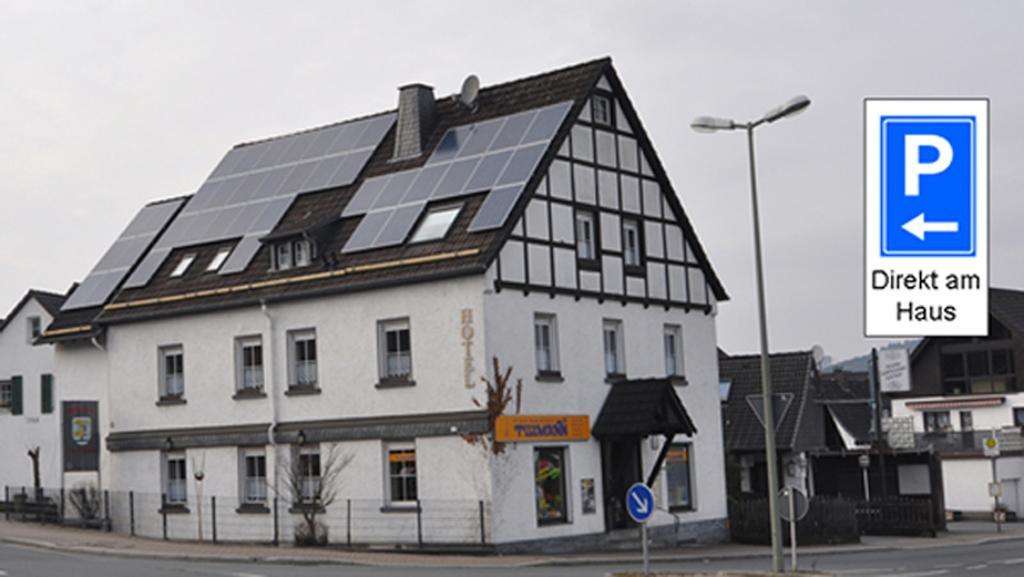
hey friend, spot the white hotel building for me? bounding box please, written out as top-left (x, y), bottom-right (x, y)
top-left (40, 58), bottom-right (729, 549)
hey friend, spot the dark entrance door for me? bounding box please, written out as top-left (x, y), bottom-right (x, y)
top-left (601, 437), bottom-right (643, 530)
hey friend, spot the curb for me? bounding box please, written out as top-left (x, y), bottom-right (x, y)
top-left (0, 536), bottom-right (541, 568)
top-left (4, 531), bottom-right (1024, 569)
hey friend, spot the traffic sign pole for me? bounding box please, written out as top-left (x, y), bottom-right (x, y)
top-left (642, 522), bottom-right (649, 576)
top-left (626, 483), bottom-right (655, 576)
top-left (788, 488), bottom-right (797, 572)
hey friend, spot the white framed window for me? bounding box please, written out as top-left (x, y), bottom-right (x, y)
top-left (275, 243), bottom-right (293, 271)
top-left (385, 442), bottom-right (418, 505)
top-left (171, 254), bottom-right (196, 277)
top-left (924, 411), bottom-right (952, 433)
top-left (288, 329), bottom-right (318, 388)
top-left (296, 446), bottom-right (321, 503)
top-left (164, 452), bottom-right (187, 504)
top-left (378, 318), bottom-right (412, 381)
top-left (294, 240), bottom-right (312, 267)
top-left (665, 444), bottom-right (694, 511)
top-left (273, 239), bottom-right (314, 271)
top-left (534, 314), bottom-right (560, 375)
top-left (240, 448), bottom-right (267, 504)
top-left (575, 210), bottom-right (597, 260)
top-left (27, 316), bottom-right (42, 342)
top-left (960, 411), bottom-right (973, 432)
top-left (664, 324), bottom-right (684, 377)
top-left (159, 345), bottom-right (184, 398)
top-left (622, 219), bottom-right (642, 267)
top-left (235, 336), bottom-right (264, 392)
top-left (592, 95), bottom-right (612, 126)
top-left (534, 446), bottom-right (570, 525)
top-left (410, 204), bottom-right (462, 244)
top-left (207, 246), bottom-right (232, 272)
top-left (603, 319), bottom-right (625, 377)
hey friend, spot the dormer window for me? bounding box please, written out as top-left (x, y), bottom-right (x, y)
top-left (276, 243), bottom-right (293, 270)
top-left (171, 254), bottom-right (196, 278)
top-left (207, 247), bottom-right (232, 272)
top-left (592, 95), bottom-right (612, 126)
top-left (272, 239), bottom-right (315, 271)
top-left (410, 204), bottom-right (461, 244)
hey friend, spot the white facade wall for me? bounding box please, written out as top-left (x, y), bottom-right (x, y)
top-left (52, 340), bottom-right (108, 492)
top-left (0, 298), bottom-right (59, 490)
top-left (103, 276), bottom-right (486, 435)
top-left (891, 392), bottom-right (1024, 434)
top-left (90, 266), bottom-right (725, 546)
top-left (892, 394), bottom-right (1024, 515)
top-left (482, 281), bottom-right (726, 543)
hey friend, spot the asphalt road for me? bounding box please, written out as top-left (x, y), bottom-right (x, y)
top-left (3, 539), bottom-right (1024, 576)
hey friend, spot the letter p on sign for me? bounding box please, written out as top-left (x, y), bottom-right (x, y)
top-left (904, 134), bottom-right (953, 197)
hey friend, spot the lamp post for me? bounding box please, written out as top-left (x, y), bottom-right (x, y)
top-left (692, 95), bottom-right (810, 573)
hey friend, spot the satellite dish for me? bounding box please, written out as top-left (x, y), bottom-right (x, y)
top-left (459, 74), bottom-right (480, 109)
top-left (811, 345), bottom-right (825, 366)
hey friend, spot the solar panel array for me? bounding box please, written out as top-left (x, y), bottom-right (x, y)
top-left (62, 198), bottom-right (185, 311)
top-left (341, 101), bottom-right (572, 253)
top-left (123, 113), bottom-right (397, 287)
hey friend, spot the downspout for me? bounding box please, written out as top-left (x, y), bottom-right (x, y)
top-left (89, 333), bottom-right (106, 500)
top-left (260, 300), bottom-right (280, 499)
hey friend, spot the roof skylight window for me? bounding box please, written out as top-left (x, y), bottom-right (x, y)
top-left (207, 247), bottom-right (232, 272)
top-left (171, 254), bottom-right (196, 278)
top-left (410, 205), bottom-right (462, 244)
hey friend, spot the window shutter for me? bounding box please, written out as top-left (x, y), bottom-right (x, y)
top-left (11, 375), bottom-right (23, 415)
top-left (41, 374), bottom-right (53, 414)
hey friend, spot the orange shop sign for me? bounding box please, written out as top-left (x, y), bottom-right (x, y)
top-left (495, 415), bottom-right (590, 443)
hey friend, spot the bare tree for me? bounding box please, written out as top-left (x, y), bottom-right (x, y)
top-left (27, 447), bottom-right (41, 500)
top-left (277, 443), bottom-right (352, 546)
top-left (461, 357), bottom-right (524, 541)
top-left (462, 356), bottom-right (523, 456)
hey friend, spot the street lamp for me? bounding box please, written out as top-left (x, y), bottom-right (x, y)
top-left (692, 94), bottom-right (810, 573)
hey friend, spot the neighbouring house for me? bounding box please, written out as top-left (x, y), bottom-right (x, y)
top-left (0, 289), bottom-right (66, 490)
top-left (720, 350), bottom-right (824, 499)
top-left (38, 58), bottom-right (730, 550)
top-left (720, 351), bottom-right (942, 512)
top-left (890, 287), bottom-right (1024, 519)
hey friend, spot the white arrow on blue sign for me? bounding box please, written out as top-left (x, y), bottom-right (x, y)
top-left (626, 482), bottom-right (655, 524)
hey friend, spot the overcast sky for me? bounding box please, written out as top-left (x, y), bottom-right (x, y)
top-left (2, 1), bottom-right (1021, 362)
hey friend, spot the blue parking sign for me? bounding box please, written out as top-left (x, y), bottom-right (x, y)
top-left (881, 116), bottom-right (976, 256)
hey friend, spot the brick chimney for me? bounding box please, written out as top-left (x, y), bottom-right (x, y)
top-left (392, 83), bottom-right (436, 161)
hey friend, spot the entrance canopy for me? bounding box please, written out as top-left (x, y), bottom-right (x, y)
top-left (592, 378), bottom-right (697, 438)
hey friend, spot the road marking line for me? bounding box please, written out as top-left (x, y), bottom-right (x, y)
top-left (966, 565), bottom-right (988, 571)
top-left (1002, 558), bottom-right (1024, 565)
top-left (885, 571), bottom-right (948, 577)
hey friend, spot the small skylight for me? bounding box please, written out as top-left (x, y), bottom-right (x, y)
top-left (171, 254), bottom-right (196, 278)
top-left (207, 247), bottom-right (232, 272)
top-left (410, 205), bottom-right (461, 244)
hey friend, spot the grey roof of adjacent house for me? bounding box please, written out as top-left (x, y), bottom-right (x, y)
top-left (908, 287), bottom-right (1024, 362)
top-left (720, 350), bottom-right (824, 453)
top-left (990, 287), bottom-right (1024, 336)
top-left (817, 370), bottom-right (872, 445)
top-left (42, 57), bottom-right (727, 340)
top-left (0, 289), bottom-right (67, 333)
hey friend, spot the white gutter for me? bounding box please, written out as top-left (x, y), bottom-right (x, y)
top-left (260, 300), bottom-right (280, 497)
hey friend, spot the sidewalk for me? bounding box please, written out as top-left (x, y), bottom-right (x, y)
top-left (2, 519), bottom-right (1023, 568)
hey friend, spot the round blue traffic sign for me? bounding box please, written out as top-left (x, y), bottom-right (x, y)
top-left (626, 482), bottom-right (655, 523)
